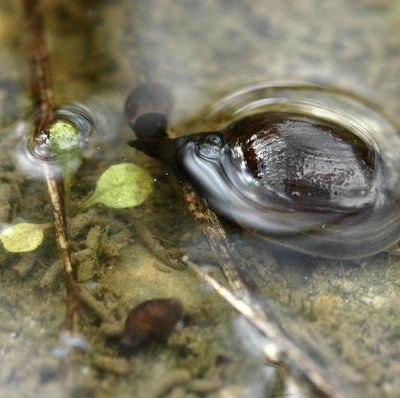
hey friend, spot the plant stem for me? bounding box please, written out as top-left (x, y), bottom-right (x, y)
top-left (185, 259), bottom-right (348, 398)
top-left (164, 129), bottom-right (348, 397)
top-left (23, 0), bottom-right (54, 130)
top-left (22, 0), bottom-right (79, 334)
top-left (131, 212), bottom-right (185, 270)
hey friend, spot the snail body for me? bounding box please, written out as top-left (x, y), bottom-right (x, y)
top-left (127, 85), bottom-right (400, 259)
top-left (119, 298), bottom-right (184, 356)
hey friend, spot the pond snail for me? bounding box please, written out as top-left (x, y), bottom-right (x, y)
top-left (125, 83), bottom-right (400, 259)
top-left (119, 298), bottom-right (184, 356)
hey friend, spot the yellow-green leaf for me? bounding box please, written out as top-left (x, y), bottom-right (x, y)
top-left (0, 223), bottom-right (44, 253)
top-left (81, 163), bottom-right (153, 209)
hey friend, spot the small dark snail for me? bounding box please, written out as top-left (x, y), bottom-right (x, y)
top-left (126, 84), bottom-right (400, 259)
top-left (119, 298), bottom-right (184, 356)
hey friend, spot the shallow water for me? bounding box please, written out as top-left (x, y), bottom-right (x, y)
top-left (0, 1), bottom-right (400, 397)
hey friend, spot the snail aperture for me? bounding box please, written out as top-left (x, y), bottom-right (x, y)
top-left (127, 84), bottom-right (400, 259)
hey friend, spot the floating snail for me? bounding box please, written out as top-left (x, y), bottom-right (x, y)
top-left (125, 83), bottom-right (400, 259)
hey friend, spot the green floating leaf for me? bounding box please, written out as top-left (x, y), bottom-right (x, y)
top-left (0, 223), bottom-right (44, 253)
top-left (81, 163), bottom-right (154, 209)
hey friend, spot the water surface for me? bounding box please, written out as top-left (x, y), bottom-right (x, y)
top-left (0, 1), bottom-right (399, 397)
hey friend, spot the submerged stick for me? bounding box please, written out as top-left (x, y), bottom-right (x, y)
top-left (23, 0), bottom-right (54, 129)
top-left (180, 185), bottom-right (255, 295)
top-left (185, 260), bottom-right (349, 398)
top-left (156, 133), bottom-right (348, 396)
top-left (178, 173), bottom-right (351, 397)
top-left (22, 0), bottom-right (78, 333)
top-left (126, 83), bottom-right (350, 396)
top-left (131, 213), bottom-right (185, 270)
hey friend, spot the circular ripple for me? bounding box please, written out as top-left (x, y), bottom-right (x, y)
top-left (27, 105), bottom-right (95, 162)
top-left (209, 81), bottom-right (400, 181)
top-left (15, 104), bottom-right (95, 180)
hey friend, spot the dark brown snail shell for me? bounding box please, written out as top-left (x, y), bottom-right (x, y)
top-left (119, 298), bottom-right (184, 356)
top-left (126, 87), bottom-right (400, 259)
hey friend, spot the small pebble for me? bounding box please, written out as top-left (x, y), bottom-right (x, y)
top-left (91, 354), bottom-right (130, 375)
top-left (99, 322), bottom-right (124, 337)
top-left (39, 259), bottom-right (63, 289)
top-left (215, 385), bottom-right (245, 398)
top-left (78, 286), bottom-right (116, 323)
top-left (77, 258), bottom-right (96, 283)
top-left (14, 253), bottom-right (36, 278)
top-left (68, 212), bottom-right (93, 238)
top-left (0, 200), bottom-right (11, 222)
top-left (187, 377), bottom-right (222, 393)
top-left (151, 369), bottom-right (190, 398)
top-left (86, 226), bottom-right (103, 253)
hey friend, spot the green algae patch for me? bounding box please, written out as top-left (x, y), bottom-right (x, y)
top-left (81, 163), bottom-right (154, 209)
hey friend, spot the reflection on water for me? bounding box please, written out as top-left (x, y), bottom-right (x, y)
top-left (0, 0), bottom-right (400, 397)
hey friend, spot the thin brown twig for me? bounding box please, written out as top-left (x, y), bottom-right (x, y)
top-left (180, 184), bottom-right (255, 296)
top-left (22, 0), bottom-right (78, 333)
top-left (164, 130), bottom-right (348, 397)
top-left (23, 0), bottom-right (54, 130)
top-left (131, 212), bottom-right (185, 270)
top-left (126, 78), bottom-right (354, 396)
top-left (185, 259), bottom-right (349, 398)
